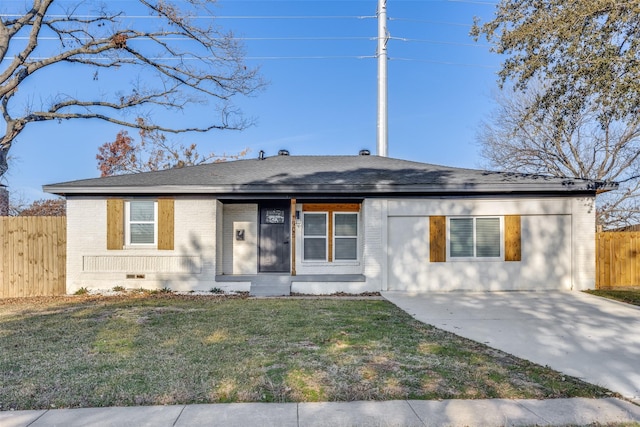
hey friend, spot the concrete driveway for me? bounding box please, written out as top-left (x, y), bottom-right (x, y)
top-left (382, 291), bottom-right (640, 403)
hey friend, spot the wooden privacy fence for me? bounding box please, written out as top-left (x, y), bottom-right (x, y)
top-left (596, 231), bottom-right (640, 289)
top-left (0, 217), bottom-right (66, 298)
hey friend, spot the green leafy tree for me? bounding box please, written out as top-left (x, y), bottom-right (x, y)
top-left (0, 0), bottom-right (264, 179)
top-left (471, 1), bottom-right (640, 125)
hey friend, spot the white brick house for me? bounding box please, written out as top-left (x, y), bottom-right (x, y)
top-left (44, 153), bottom-right (614, 295)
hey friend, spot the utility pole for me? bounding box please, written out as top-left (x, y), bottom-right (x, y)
top-left (377, 0), bottom-right (389, 157)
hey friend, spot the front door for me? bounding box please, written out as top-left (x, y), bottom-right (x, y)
top-left (259, 203), bottom-right (290, 272)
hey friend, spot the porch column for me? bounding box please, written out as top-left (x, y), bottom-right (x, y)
top-left (291, 198), bottom-right (296, 276)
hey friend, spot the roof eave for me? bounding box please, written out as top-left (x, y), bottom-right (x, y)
top-left (43, 182), bottom-right (602, 196)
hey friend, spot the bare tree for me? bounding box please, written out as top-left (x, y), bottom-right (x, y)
top-left (97, 126), bottom-right (248, 176)
top-left (478, 87), bottom-right (640, 229)
top-left (0, 0), bottom-right (264, 178)
top-left (18, 198), bottom-right (66, 216)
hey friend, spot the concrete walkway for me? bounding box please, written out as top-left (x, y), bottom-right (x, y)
top-left (383, 291), bottom-right (640, 403)
top-left (2, 398), bottom-right (640, 427)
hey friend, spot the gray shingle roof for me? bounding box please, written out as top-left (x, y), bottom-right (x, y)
top-left (43, 154), bottom-right (614, 196)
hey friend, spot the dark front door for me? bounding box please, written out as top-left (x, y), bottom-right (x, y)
top-left (259, 203), bottom-right (291, 272)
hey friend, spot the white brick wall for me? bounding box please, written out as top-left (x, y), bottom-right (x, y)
top-left (215, 200), bottom-right (224, 275)
top-left (65, 194), bottom-right (596, 294)
top-left (363, 199), bottom-right (386, 290)
top-left (384, 196), bottom-right (595, 292)
top-left (66, 196), bottom-right (219, 293)
top-left (571, 197), bottom-right (596, 290)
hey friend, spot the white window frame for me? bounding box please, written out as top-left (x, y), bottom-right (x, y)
top-left (125, 200), bottom-right (158, 247)
top-left (333, 212), bottom-right (359, 261)
top-left (447, 216), bottom-right (503, 261)
top-left (302, 212), bottom-right (328, 262)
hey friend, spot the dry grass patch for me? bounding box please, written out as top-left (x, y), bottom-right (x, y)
top-left (585, 288), bottom-right (640, 306)
top-left (0, 295), bottom-right (611, 410)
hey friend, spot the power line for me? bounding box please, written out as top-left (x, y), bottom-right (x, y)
top-left (1, 13), bottom-right (477, 28)
top-left (391, 37), bottom-right (489, 48)
top-left (446, 0), bottom-right (499, 5)
top-left (13, 36), bottom-right (375, 42)
top-left (2, 8), bottom-right (491, 68)
top-left (389, 57), bottom-right (496, 68)
top-left (0, 14), bottom-right (376, 20)
top-left (247, 55), bottom-right (376, 60)
top-left (389, 17), bottom-right (472, 27)
top-left (1, 55), bottom-right (497, 68)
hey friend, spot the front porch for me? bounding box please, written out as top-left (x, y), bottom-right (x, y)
top-left (217, 199), bottom-right (368, 296)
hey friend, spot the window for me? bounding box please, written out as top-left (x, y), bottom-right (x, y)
top-left (303, 213), bottom-right (327, 260)
top-left (334, 213), bottom-right (358, 260)
top-left (449, 217), bottom-right (501, 259)
top-left (125, 200), bottom-right (157, 246)
top-left (302, 210), bottom-right (360, 262)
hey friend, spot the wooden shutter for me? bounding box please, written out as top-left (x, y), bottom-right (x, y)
top-left (158, 198), bottom-right (174, 250)
top-left (504, 215), bottom-right (521, 262)
top-left (106, 199), bottom-right (124, 250)
top-left (429, 216), bottom-right (446, 262)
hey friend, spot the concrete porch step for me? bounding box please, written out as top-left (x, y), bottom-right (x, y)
top-left (249, 275), bottom-right (291, 297)
top-left (250, 283), bottom-right (291, 297)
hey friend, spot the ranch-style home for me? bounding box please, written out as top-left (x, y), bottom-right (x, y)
top-left (44, 152), bottom-right (614, 296)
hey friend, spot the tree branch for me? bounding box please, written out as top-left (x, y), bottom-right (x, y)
top-left (0, 0), bottom-right (265, 178)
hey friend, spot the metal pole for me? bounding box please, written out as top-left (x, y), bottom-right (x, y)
top-left (377, 0), bottom-right (388, 157)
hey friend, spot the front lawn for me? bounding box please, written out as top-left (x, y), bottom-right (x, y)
top-left (0, 294), bottom-right (611, 410)
top-left (585, 288), bottom-right (640, 306)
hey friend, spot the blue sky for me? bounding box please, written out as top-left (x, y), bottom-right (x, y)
top-left (3, 0), bottom-right (503, 202)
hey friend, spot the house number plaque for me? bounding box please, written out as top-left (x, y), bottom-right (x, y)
top-left (265, 209), bottom-right (285, 224)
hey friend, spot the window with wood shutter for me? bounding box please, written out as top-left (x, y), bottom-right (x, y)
top-left (430, 215), bottom-right (521, 262)
top-left (448, 217), bottom-right (502, 260)
top-left (107, 198), bottom-right (174, 250)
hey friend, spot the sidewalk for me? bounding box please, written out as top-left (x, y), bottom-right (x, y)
top-left (2, 398), bottom-right (640, 427)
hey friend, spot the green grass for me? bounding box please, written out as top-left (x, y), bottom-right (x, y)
top-left (585, 288), bottom-right (640, 306)
top-left (0, 295), bottom-right (612, 410)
